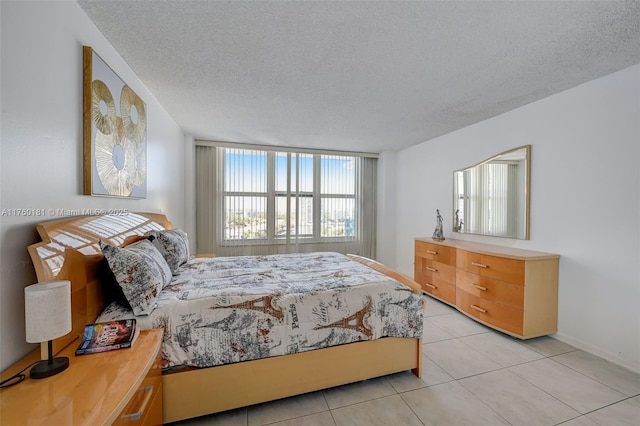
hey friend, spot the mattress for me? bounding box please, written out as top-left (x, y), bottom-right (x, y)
top-left (97, 252), bottom-right (424, 369)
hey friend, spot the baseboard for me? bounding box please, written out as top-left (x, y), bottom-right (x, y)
top-left (552, 332), bottom-right (640, 374)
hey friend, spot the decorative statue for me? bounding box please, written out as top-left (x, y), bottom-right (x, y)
top-left (454, 209), bottom-right (463, 232)
top-left (432, 209), bottom-right (445, 241)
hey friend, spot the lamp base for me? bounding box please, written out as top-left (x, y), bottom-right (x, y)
top-left (30, 357), bottom-right (69, 379)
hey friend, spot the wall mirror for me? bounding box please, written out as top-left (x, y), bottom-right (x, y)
top-left (453, 145), bottom-right (530, 239)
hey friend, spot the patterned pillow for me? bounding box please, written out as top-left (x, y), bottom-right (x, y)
top-left (99, 256), bottom-right (132, 310)
top-left (145, 229), bottom-right (190, 274)
top-left (100, 239), bottom-right (172, 315)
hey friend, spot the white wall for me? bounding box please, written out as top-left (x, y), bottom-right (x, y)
top-left (386, 64), bottom-right (640, 372)
top-left (0, 1), bottom-right (186, 370)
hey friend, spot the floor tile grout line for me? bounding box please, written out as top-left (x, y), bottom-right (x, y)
top-left (251, 369), bottom-right (475, 425)
top-left (449, 350), bottom-right (636, 423)
top-left (382, 375), bottom-right (401, 396)
top-left (321, 391), bottom-right (338, 426)
top-left (395, 373), bottom-right (517, 426)
top-left (505, 354), bottom-right (618, 416)
top-left (455, 362), bottom-right (581, 425)
top-left (423, 328), bottom-right (492, 341)
top-left (328, 394), bottom-right (426, 426)
top-left (553, 412), bottom-right (591, 425)
top-left (423, 339), bottom-right (586, 423)
top-left (422, 336), bottom-right (503, 380)
top-left (324, 392), bottom-right (402, 411)
top-left (259, 409), bottom-right (333, 426)
top-left (456, 382), bottom-right (516, 426)
top-left (329, 408), bottom-right (341, 426)
top-left (524, 345), bottom-right (577, 358)
top-left (547, 353), bottom-right (640, 397)
top-left (454, 335), bottom-right (513, 368)
top-left (424, 342), bottom-right (548, 386)
top-left (455, 336), bottom-right (562, 371)
top-left (545, 356), bottom-right (631, 398)
top-left (421, 335), bottom-right (459, 345)
top-left (396, 391), bottom-right (428, 426)
top-left (574, 394), bottom-right (638, 416)
top-left (553, 395), bottom-right (639, 426)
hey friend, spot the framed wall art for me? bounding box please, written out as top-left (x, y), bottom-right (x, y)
top-left (83, 46), bottom-right (147, 198)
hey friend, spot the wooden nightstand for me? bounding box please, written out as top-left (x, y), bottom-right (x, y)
top-left (0, 329), bottom-right (163, 425)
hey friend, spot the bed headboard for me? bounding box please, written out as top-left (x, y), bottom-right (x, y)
top-left (27, 212), bottom-right (172, 358)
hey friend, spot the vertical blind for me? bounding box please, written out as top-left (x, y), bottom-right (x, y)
top-left (467, 162), bottom-right (518, 237)
top-left (195, 144), bottom-right (377, 258)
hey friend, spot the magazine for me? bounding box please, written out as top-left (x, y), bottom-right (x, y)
top-left (75, 319), bottom-right (140, 355)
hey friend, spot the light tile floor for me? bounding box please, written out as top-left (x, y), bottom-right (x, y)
top-left (170, 296), bottom-right (640, 426)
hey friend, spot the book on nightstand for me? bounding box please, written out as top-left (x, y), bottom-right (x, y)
top-left (75, 319), bottom-right (140, 355)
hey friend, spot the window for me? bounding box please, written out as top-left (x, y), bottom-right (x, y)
top-left (320, 155), bottom-right (356, 238)
top-left (223, 148), bottom-right (268, 240)
top-left (221, 148), bottom-right (358, 242)
top-left (196, 143), bottom-right (377, 258)
top-left (274, 152), bottom-right (315, 238)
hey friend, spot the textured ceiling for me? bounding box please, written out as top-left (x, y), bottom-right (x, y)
top-left (78, 1), bottom-right (640, 153)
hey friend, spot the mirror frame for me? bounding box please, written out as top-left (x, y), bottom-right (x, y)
top-left (453, 145), bottom-right (531, 240)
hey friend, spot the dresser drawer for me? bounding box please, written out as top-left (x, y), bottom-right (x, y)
top-left (416, 258), bottom-right (456, 286)
top-left (456, 289), bottom-right (524, 336)
top-left (457, 250), bottom-right (525, 284)
top-left (114, 342), bottom-right (163, 426)
top-left (415, 241), bottom-right (456, 266)
top-left (456, 269), bottom-right (524, 310)
top-left (421, 280), bottom-right (455, 304)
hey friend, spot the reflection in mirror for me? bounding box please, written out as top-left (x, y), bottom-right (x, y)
top-left (453, 145), bottom-right (530, 239)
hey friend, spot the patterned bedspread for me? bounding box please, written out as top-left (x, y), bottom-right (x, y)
top-left (97, 252), bottom-right (424, 369)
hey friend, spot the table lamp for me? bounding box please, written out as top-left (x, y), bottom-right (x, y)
top-left (24, 280), bottom-right (72, 379)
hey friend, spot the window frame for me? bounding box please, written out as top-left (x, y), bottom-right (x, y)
top-left (219, 148), bottom-right (359, 246)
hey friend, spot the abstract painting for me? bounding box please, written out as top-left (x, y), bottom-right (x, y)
top-left (83, 46), bottom-right (147, 198)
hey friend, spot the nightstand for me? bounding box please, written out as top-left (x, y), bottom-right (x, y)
top-left (0, 329), bottom-right (163, 425)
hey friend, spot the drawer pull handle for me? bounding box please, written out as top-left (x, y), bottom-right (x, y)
top-left (424, 283), bottom-right (437, 289)
top-left (470, 304), bottom-right (487, 314)
top-left (471, 262), bottom-right (488, 269)
top-left (472, 284), bottom-right (488, 291)
top-left (122, 385), bottom-right (154, 422)
top-left (427, 250), bottom-right (438, 255)
top-left (425, 266), bottom-right (437, 272)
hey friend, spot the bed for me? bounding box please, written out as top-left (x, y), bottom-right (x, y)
top-left (27, 212), bottom-right (424, 423)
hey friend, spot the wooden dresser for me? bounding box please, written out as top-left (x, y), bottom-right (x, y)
top-left (415, 238), bottom-right (559, 339)
top-left (0, 329), bottom-right (163, 425)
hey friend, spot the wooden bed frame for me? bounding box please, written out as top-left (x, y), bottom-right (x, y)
top-left (27, 212), bottom-right (423, 423)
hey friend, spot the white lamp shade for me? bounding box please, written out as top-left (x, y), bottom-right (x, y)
top-left (24, 280), bottom-right (72, 343)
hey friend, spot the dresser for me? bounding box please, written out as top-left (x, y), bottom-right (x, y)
top-left (415, 238), bottom-right (559, 339)
top-left (0, 329), bottom-right (163, 425)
